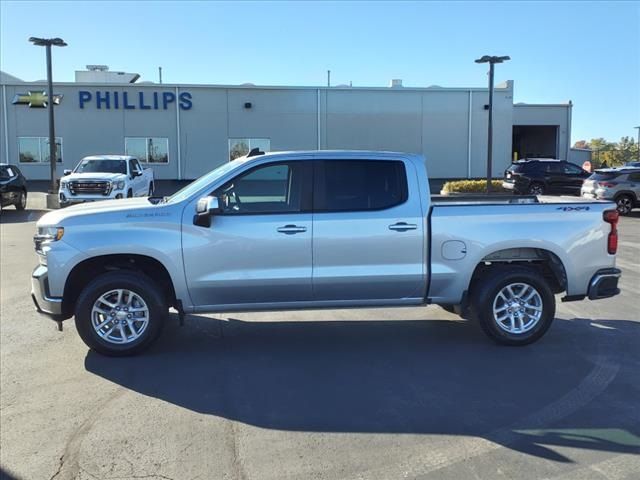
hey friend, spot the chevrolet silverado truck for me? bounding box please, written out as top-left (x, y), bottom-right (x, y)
top-left (59, 155), bottom-right (154, 207)
top-left (32, 150), bottom-right (622, 356)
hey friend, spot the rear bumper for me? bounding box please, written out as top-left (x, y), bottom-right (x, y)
top-left (587, 268), bottom-right (621, 300)
top-left (31, 265), bottom-right (66, 320)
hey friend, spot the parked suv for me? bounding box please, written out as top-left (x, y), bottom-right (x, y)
top-left (0, 164), bottom-right (27, 211)
top-left (503, 159), bottom-right (590, 195)
top-left (581, 168), bottom-right (640, 215)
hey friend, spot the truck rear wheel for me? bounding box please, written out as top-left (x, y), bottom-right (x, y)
top-left (74, 271), bottom-right (167, 356)
top-left (471, 266), bottom-right (555, 346)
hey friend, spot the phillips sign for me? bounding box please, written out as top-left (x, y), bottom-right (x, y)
top-left (78, 90), bottom-right (193, 110)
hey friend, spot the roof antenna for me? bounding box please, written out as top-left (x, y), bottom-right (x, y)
top-left (247, 147), bottom-right (265, 157)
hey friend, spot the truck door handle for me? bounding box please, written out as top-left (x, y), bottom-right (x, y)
top-left (277, 225), bottom-right (307, 235)
top-left (389, 222), bottom-right (417, 232)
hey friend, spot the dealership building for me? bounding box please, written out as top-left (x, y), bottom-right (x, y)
top-left (0, 67), bottom-right (589, 180)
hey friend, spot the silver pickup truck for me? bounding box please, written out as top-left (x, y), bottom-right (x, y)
top-left (32, 150), bottom-right (622, 356)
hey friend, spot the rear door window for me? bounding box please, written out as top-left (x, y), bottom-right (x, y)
top-left (545, 163), bottom-right (563, 174)
top-left (563, 163), bottom-right (584, 175)
top-left (314, 160), bottom-right (408, 212)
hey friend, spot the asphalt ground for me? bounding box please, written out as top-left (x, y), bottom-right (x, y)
top-left (1, 199), bottom-right (639, 480)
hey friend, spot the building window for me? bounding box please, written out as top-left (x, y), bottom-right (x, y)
top-left (18, 137), bottom-right (62, 163)
top-left (125, 137), bottom-right (169, 163)
top-left (228, 138), bottom-right (271, 161)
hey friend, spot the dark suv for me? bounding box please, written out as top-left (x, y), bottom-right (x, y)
top-left (502, 159), bottom-right (590, 195)
top-left (0, 164), bottom-right (28, 211)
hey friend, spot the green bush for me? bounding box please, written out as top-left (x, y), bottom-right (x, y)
top-left (441, 179), bottom-right (505, 194)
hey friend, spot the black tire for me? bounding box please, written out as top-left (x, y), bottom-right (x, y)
top-left (615, 194), bottom-right (634, 215)
top-left (470, 266), bottom-right (555, 346)
top-left (126, 189), bottom-right (133, 198)
top-left (148, 183), bottom-right (154, 196)
top-left (527, 183), bottom-right (545, 195)
top-left (75, 271), bottom-right (167, 356)
top-left (14, 190), bottom-right (26, 210)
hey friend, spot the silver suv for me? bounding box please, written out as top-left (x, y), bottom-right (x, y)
top-left (581, 168), bottom-right (640, 215)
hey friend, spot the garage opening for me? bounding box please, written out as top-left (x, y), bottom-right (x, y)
top-left (512, 125), bottom-right (558, 160)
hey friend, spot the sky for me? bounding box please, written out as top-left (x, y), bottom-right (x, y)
top-left (1, 0), bottom-right (638, 144)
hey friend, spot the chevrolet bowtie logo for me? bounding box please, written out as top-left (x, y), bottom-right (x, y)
top-left (12, 91), bottom-right (63, 108)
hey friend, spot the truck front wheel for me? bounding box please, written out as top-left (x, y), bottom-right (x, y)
top-left (471, 266), bottom-right (555, 346)
top-left (74, 271), bottom-right (167, 356)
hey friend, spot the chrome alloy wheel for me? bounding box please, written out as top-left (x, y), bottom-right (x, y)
top-left (492, 283), bottom-right (543, 334)
top-left (91, 289), bottom-right (149, 344)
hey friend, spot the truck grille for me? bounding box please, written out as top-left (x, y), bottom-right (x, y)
top-left (69, 180), bottom-right (111, 196)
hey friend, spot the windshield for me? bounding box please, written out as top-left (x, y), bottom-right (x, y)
top-left (165, 160), bottom-right (245, 204)
top-left (0, 166), bottom-right (15, 179)
top-left (74, 159), bottom-right (127, 174)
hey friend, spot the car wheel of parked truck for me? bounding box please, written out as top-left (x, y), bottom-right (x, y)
top-left (471, 266), bottom-right (555, 346)
top-left (75, 271), bottom-right (166, 356)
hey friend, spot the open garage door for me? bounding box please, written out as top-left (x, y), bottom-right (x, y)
top-left (512, 125), bottom-right (558, 160)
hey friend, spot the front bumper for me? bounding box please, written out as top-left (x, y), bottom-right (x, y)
top-left (587, 268), bottom-right (621, 300)
top-left (31, 265), bottom-right (66, 320)
top-left (59, 191), bottom-right (124, 205)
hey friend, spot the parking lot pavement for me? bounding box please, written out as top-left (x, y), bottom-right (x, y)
top-left (1, 207), bottom-right (639, 480)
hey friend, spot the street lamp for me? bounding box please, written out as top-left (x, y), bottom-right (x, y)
top-left (635, 126), bottom-right (640, 162)
top-left (475, 55), bottom-right (510, 193)
top-left (29, 37), bottom-right (67, 195)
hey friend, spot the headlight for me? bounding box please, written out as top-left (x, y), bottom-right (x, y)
top-left (114, 180), bottom-right (125, 190)
top-left (37, 226), bottom-right (65, 241)
top-left (59, 180), bottom-right (67, 189)
top-left (34, 226), bottom-right (64, 254)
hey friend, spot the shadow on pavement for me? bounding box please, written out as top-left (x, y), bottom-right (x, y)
top-left (85, 315), bottom-right (640, 463)
top-left (0, 209), bottom-right (49, 224)
top-left (0, 466), bottom-right (21, 480)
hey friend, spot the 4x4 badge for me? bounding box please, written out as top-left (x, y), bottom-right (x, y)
top-left (12, 91), bottom-right (63, 108)
top-left (556, 206), bottom-right (590, 211)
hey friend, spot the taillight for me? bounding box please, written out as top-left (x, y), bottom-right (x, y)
top-left (603, 210), bottom-right (619, 254)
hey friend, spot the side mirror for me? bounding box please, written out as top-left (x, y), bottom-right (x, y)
top-left (194, 196), bottom-right (222, 227)
top-left (63, 169), bottom-right (72, 176)
top-left (132, 169), bottom-right (142, 177)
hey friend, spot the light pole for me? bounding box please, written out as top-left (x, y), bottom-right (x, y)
top-left (475, 55), bottom-right (510, 193)
top-left (29, 37), bottom-right (67, 194)
top-left (635, 126), bottom-right (640, 162)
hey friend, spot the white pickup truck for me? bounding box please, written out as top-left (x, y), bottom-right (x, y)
top-left (59, 155), bottom-right (154, 207)
top-left (33, 150), bottom-right (622, 356)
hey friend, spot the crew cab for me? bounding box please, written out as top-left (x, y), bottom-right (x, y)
top-left (32, 151), bottom-right (622, 356)
top-left (59, 155), bottom-right (154, 206)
